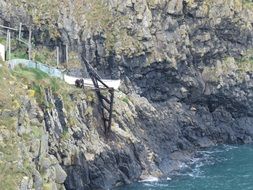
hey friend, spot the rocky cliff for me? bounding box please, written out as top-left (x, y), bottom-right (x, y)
top-left (1, 0), bottom-right (253, 190)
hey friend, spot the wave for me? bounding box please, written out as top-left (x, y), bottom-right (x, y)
top-left (175, 145), bottom-right (239, 179)
top-left (139, 176), bottom-right (159, 182)
top-left (137, 145), bottom-right (240, 187)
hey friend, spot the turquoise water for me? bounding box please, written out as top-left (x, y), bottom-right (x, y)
top-left (116, 144), bottom-right (253, 190)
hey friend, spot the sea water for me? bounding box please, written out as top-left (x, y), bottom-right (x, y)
top-left (116, 144), bottom-right (253, 190)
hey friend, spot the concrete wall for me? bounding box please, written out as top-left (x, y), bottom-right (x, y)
top-left (0, 44), bottom-right (5, 61)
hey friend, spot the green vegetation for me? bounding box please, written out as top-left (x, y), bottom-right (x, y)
top-left (60, 129), bottom-right (71, 141)
top-left (121, 97), bottom-right (130, 104)
top-left (0, 152), bottom-right (24, 190)
top-left (202, 49), bottom-right (253, 83)
top-left (8, 0), bottom-right (60, 39)
top-left (0, 63), bottom-right (20, 111)
top-left (11, 66), bottom-right (76, 107)
top-left (0, 62), bottom-right (88, 188)
top-left (84, 106), bottom-right (93, 117)
top-left (11, 48), bottom-right (29, 60)
top-left (10, 41), bottom-right (29, 60)
top-left (243, 0), bottom-right (253, 8)
top-left (13, 66), bottom-right (49, 81)
top-left (0, 35), bottom-right (59, 66)
top-left (0, 37), bottom-right (6, 44)
top-left (0, 64), bottom-right (28, 189)
top-left (8, 0), bottom-right (113, 40)
top-left (43, 183), bottom-right (53, 190)
top-left (85, 90), bottom-right (96, 103)
top-left (6, 0), bottom-right (144, 57)
top-left (0, 37), bottom-right (28, 60)
top-left (66, 51), bottom-right (82, 68)
top-left (237, 49), bottom-right (253, 72)
top-left (84, 0), bottom-right (113, 31)
top-left (33, 47), bottom-right (57, 66)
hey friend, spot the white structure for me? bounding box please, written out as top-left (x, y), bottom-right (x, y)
top-left (64, 75), bottom-right (121, 89)
top-left (0, 43), bottom-right (5, 61)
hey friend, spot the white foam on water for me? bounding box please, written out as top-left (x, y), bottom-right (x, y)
top-left (143, 182), bottom-right (169, 188)
top-left (178, 162), bottom-right (189, 169)
top-left (138, 145), bottom-right (240, 189)
top-left (223, 145), bottom-right (238, 151)
top-left (140, 176), bottom-right (159, 182)
top-left (181, 145), bottom-right (238, 179)
top-left (190, 157), bottom-right (201, 164)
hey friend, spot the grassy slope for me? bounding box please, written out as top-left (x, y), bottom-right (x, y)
top-left (0, 62), bottom-right (87, 189)
top-left (0, 63), bottom-right (26, 189)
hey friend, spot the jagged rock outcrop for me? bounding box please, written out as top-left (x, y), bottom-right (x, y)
top-left (1, 0), bottom-right (253, 190)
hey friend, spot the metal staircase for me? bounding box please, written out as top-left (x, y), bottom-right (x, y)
top-left (82, 56), bottom-right (115, 136)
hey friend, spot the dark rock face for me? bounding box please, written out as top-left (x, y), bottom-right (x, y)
top-left (43, 1), bottom-right (253, 189)
top-left (64, 147), bottom-right (143, 190)
top-left (68, 1), bottom-right (253, 189)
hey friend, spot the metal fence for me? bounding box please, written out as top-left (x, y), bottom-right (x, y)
top-left (8, 59), bottom-right (64, 79)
